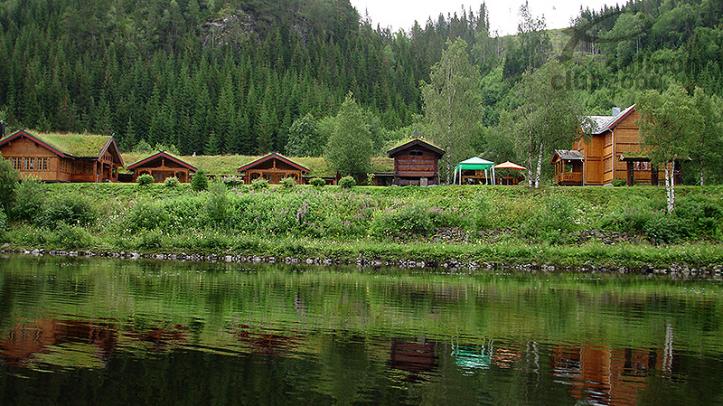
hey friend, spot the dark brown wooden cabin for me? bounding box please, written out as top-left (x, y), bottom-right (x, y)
top-left (237, 152), bottom-right (310, 184)
top-left (0, 129), bottom-right (123, 182)
top-left (387, 139), bottom-right (445, 186)
top-left (127, 151), bottom-right (197, 183)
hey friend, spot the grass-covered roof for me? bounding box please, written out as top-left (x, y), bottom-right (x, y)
top-left (121, 153), bottom-right (394, 177)
top-left (27, 131), bottom-right (113, 158)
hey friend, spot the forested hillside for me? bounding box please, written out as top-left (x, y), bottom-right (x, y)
top-left (0, 0), bottom-right (720, 158)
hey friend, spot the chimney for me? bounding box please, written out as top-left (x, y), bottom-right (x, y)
top-left (612, 107), bottom-right (621, 116)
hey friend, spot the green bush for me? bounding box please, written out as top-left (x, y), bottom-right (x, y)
top-left (612, 179), bottom-right (627, 187)
top-left (601, 196), bottom-right (655, 235)
top-left (280, 177), bottom-right (296, 189)
top-left (191, 170), bottom-right (209, 191)
top-left (223, 176), bottom-right (244, 187)
top-left (207, 182), bottom-right (229, 226)
top-left (12, 178), bottom-right (45, 222)
top-left (0, 154), bottom-right (18, 212)
top-left (524, 194), bottom-right (579, 243)
top-left (164, 176), bottom-right (180, 188)
top-left (339, 176), bottom-right (356, 189)
top-left (370, 205), bottom-right (438, 240)
top-left (126, 201), bottom-right (170, 232)
top-left (309, 178), bottom-right (326, 187)
top-left (673, 195), bottom-right (722, 240)
top-left (251, 178), bottom-right (269, 191)
top-left (135, 229), bottom-right (164, 249)
top-left (644, 212), bottom-right (684, 245)
top-left (137, 173), bottom-right (154, 186)
top-left (37, 195), bottom-right (96, 229)
top-left (49, 223), bottom-right (94, 249)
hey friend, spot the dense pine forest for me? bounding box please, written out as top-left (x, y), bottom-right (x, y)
top-left (0, 0), bottom-right (720, 160)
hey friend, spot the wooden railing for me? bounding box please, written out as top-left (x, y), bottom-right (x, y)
top-left (555, 172), bottom-right (583, 184)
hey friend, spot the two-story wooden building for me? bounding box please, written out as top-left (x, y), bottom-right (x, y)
top-left (0, 130), bottom-right (124, 182)
top-left (386, 139), bottom-right (445, 186)
top-left (552, 105), bottom-right (670, 186)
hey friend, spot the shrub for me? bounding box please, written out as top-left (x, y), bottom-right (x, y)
top-left (164, 176), bottom-right (180, 188)
top-left (126, 201), bottom-right (170, 232)
top-left (223, 176), bottom-right (244, 187)
top-left (0, 154), bottom-right (18, 212)
top-left (49, 223), bottom-right (94, 249)
top-left (309, 178), bottom-right (326, 188)
top-left (191, 169), bottom-right (209, 191)
top-left (251, 178), bottom-right (269, 191)
top-left (339, 176), bottom-right (356, 189)
top-left (38, 195), bottom-right (96, 229)
top-left (135, 229), bottom-right (164, 249)
top-left (207, 181), bottom-right (229, 226)
top-left (280, 177), bottom-right (296, 189)
top-left (673, 195), bottom-right (722, 240)
top-left (370, 205), bottom-right (438, 240)
top-left (644, 212), bottom-right (684, 245)
top-left (12, 178), bottom-right (45, 222)
top-left (137, 173), bottom-right (154, 186)
top-left (611, 179), bottom-right (627, 187)
top-left (600, 196), bottom-right (655, 235)
top-left (524, 194), bottom-right (579, 243)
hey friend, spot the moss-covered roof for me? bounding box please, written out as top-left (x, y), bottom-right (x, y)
top-left (121, 153), bottom-right (394, 177)
top-left (25, 131), bottom-right (113, 158)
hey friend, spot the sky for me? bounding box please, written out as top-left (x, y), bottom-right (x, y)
top-left (350, 0), bottom-right (623, 36)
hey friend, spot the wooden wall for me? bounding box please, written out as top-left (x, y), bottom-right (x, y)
top-left (393, 149), bottom-right (440, 185)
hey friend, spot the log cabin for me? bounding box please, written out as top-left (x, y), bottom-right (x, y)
top-left (386, 139), bottom-right (445, 186)
top-left (126, 151), bottom-right (197, 183)
top-left (552, 105), bottom-right (683, 186)
top-left (0, 129), bottom-right (123, 182)
top-left (237, 152), bottom-right (310, 184)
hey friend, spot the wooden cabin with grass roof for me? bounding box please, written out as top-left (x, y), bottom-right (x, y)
top-left (0, 129), bottom-right (123, 182)
top-left (126, 151), bottom-right (197, 183)
top-left (237, 152), bottom-right (310, 184)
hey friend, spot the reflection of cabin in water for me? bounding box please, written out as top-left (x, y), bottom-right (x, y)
top-left (386, 139), bottom-right (445, 186)
top-left (389, 338), bottom-right (438, 373)
top-left (552, 105), bottom-right (680, 186)
top-left (237, 152), bottom-right (310, 184)
top-left (126, 151), bottom-right (197, 183)
top-left (551, 344), bottom-right (670, 406)
top-left (0, 320), bottom-right (117, 366)
top-left (0, 129), bottom-right (124, 182)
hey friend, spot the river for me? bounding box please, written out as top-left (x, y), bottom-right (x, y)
top-left (0, 256), bottom-right (721, 405)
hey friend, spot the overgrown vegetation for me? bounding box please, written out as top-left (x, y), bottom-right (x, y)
top-left (0, 183), bottom-right (721, 267)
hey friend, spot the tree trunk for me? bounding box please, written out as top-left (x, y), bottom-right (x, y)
top-left (526, 153), bottom-right (534, 188)
top-left (534, 144), bottom-right (544, 189)
top-left (664, 162), bottom-right (675, 214)
top-left (699, 169), bottom-right (705, 186)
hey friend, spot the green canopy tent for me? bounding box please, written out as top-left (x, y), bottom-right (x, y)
top-left (453, 157), bottom-right (496, 185)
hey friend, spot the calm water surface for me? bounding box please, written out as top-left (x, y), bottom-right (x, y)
top-left (0, 256), bottom-right (721, 405)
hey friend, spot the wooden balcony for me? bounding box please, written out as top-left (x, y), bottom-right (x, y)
top-left (555, 172), bottom-right (583, 185)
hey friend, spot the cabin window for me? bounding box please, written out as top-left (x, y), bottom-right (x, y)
top-left (634, 161), bottom-right (650, 171)
top-left (409, 150), bottom-right (424, 156)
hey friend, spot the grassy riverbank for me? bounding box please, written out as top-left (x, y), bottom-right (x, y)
top-left (1, 183), bottom-right (722, 268)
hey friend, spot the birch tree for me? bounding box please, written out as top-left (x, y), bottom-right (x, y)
top-left (638, 85), bottom-right (703, 213)
top-left (504, 61), bottom-right (585, 188)
top-left (422, 39), bottom-right (482, 183)
top-left (691, 88), bottom-right (723, 186)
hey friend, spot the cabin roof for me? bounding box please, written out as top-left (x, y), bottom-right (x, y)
top-left (387, 138), bottom-right (445, 158)
top-left (582, 105), bottom-right (636, 135)
top-left (552, 149), bottom-right (584, 162)
top-left (127, 150), bottom-right (198, 172)
top-left (0, 129), bottom-right (123, 164)
top-left (237, 152), bottom-right (311, 173)
top-left (121, 153), bottom-right (394, 178)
